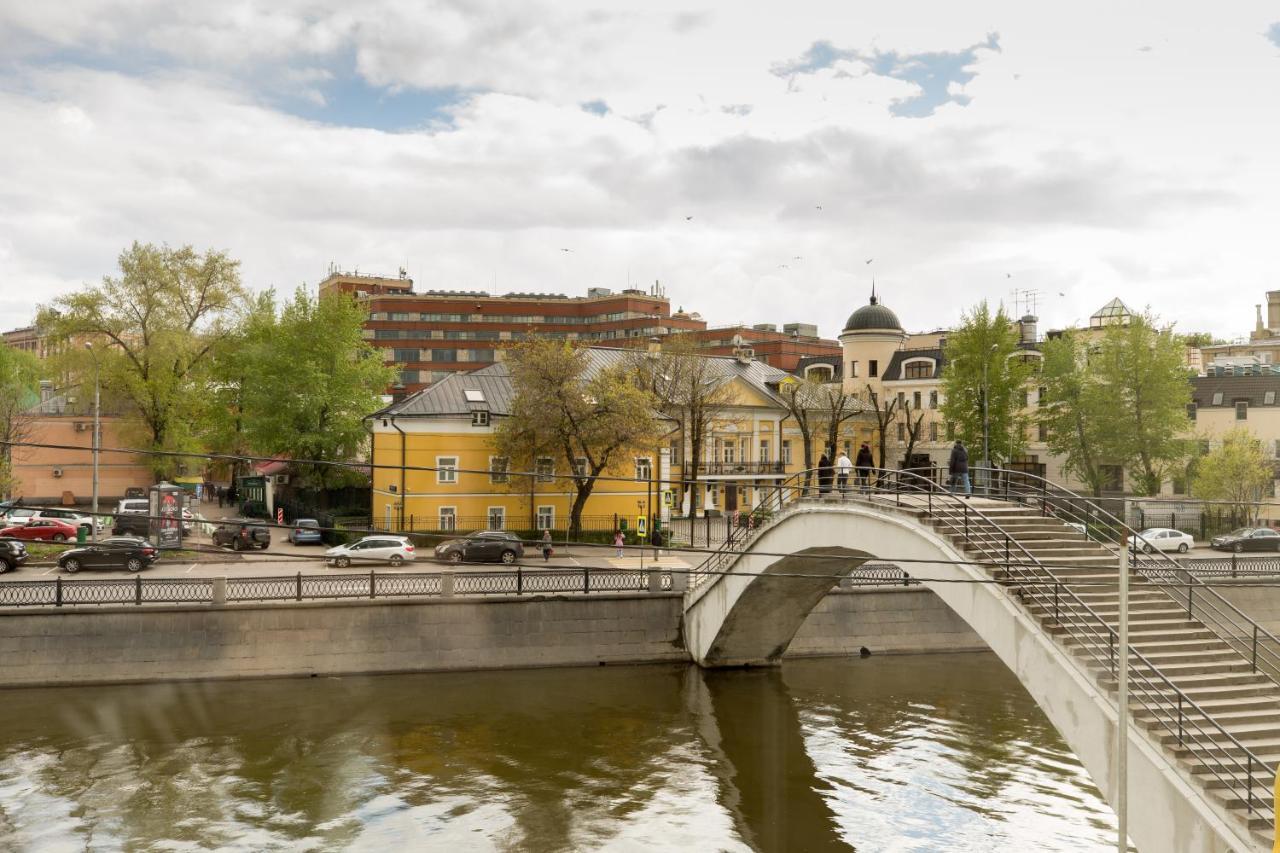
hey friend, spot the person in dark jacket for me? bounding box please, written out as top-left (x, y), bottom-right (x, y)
top-left (855, 443), bottom-right (874, 491)
top-left (817, 452), bottom-right (833, 495)
top-left (948, 440), bottom-right (970, 495)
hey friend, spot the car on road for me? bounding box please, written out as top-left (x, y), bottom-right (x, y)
top-left (1210, 527), bottom-right (1280, 553)
top-left (0, 537), bottom-right (29, 573)
top-left (325, 536), bottom-right (415, 568)
top-left (1128, 527), bottom-right (1194, 554)
top-left (288, 519), bottom-right (323, 545)
top-left (0, 518), bottom-right (79, 542)
top-left (434, 531), bottom-right (524, 564)
top-left (58, 537), bottom-right (159, 573)
top-left (212, 519), bottom-right (271, 551)
top-left (23, 508), bottom-right (105, 534)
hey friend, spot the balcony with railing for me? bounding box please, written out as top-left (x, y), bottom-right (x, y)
top-left (695, 460), bottom-right (787, 477)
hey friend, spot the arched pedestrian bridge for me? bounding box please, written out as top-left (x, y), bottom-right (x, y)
top-left (681, 486), bottom-right (1279, 853)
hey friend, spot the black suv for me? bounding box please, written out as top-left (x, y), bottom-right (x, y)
top-left (112, 513), bottom-right (151, 537)
top-left (212, 519), bottom-right (271, 551)
top-left (0, 537), bottom-right (28, 573)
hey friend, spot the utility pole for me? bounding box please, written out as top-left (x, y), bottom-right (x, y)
top-left (85, 342), bottom-right (101, 543)
top-left (1117, 544), bottom-right (1130, 851)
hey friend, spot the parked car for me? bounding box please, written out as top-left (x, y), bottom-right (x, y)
top-left (0, 518), bottom-right (79, 542)
top-left (123, 487), bottom-right (147, 499)
top-left (112, 513), bottom-right (151, 537)
top-left (116, 499), bottom-right (193, 534)
top-left (325, 536), bottom-right (415, 568)
top-left (0, 537), bottom-right (29, 573)
top-left (1129, 527), bottom-right (1194, 554)
top-left (1210, 527), bottom-right (1280, 553)
top-left (212, 519), bottom-right (271, 551)
top-left (288, 519), bottom-right (323, 545)
top-left (0, 507), bottom-right (36, 527)
top-left (28, 508), bottom-right (103, 534)
top-left (58, 537), bottom-right (158, 573)
top-left (434, 531), bottom-right (524, 564)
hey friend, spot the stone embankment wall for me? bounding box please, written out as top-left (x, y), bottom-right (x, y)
top-left (0, 587), bottom-right (980, 687)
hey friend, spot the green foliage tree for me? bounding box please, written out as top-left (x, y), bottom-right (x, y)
top-left (1192, 428), bottom-right (1273, 524)
top-left (210, 288), bottom-right (395, 492)
top-left (1037, 330), bottom-right (1112, 496)
top-left (503, 339), bottom-right (660, 538)
top-left (1091, 314), bottom-right (1192, 495)
top-left (38, 242), bottom-right (244, 478)
top-left (939, 301), bottom-right (1034, 468)
top-left (0, 343), bottom-right (42, 497)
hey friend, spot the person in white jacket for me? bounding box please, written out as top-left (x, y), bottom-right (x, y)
top-left (835, 450), bottom-right (854, 495)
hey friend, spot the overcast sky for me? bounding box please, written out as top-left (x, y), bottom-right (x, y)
top-left (2, 2), bottom-right (1278, 340)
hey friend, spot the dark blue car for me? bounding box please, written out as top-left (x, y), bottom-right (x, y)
top-left (288, 518), bottom-right (323, 545)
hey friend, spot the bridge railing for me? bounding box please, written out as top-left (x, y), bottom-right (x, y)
top-left (714, 465), bottom-right (1275, 830)
top-left (973, 467), bottom-right (1280, 688)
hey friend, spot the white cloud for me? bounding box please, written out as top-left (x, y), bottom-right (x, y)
top-left (1, 1), bottom-right (1279, 342)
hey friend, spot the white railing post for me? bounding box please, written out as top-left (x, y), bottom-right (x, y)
top-left (440, 571), bottom-right (455, 598)
top-left (1117, 544), bottom-right (1129, 851)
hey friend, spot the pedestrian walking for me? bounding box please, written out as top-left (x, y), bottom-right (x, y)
top-left (817, 451), bottom-right (833, 495)
top-left (835, 449), bottom-right (853, 496)
top-left (614, 530), bottom-right (625, 558)
top-left (855, 443), bottom-right (874, 492)
top-left (217, 486), bottom-right (225, 508)
top-left (949, 440), bottom-right (971, 495)
top-left (541, 529), bottom-right (553, 561)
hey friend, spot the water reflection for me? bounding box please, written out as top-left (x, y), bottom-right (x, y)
top-left (0, 654), bottom-right (1125, 851)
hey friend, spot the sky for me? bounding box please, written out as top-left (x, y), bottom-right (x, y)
top-left (1, 2), bottom-right (1279, 340)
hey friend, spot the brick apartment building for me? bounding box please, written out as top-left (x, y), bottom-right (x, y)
top-left (655, 322), bottom-right (841, 372)
top-left (320, 271), bottom-right (707, 392)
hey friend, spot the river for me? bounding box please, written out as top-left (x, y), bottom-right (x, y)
top-left (0, 652), bottom-right (1126, 851)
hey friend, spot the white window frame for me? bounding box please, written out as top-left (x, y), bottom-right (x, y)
top-left (437, 456), bottom-right (459, 484)
top-left (536, 457), bottom-right (555, 483)
top-left (635, 456), bottom-right (652, 481)
top-left (781, 440), bottom-right (792, 465)
top-left (758, 439), bottom-right (770, 463)
top-left (723, 442), bottom-right (736, 464)
top-left (489, 456), bottom-right (509, 484)
top-left (438, 506), bottom-right (456, 531)
top-left (573, 457), bottom-right (589, 478)
top-left (471, 410), bottom-right (490, 427)
top-left (487, 506), bottom-right (506, 530)
top-left (536, 505), bottom-right (555, 530)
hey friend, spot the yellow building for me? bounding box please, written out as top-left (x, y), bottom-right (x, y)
top-left (367, 346), bottom-right (871, 533)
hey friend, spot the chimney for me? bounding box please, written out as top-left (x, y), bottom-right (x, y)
top-left (1019, 315), bottom-right (1038, 346)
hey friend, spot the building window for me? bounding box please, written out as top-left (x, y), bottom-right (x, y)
top-left (1186, 403), bottom-right (1197, 420)
top-left (848, 361), bottom-right (858, 378)
top-left (536, 457), bottom-right (555, 482)
top-left (722, 442), bottom-right (735, 464)
top-left (392, 348), bottom-right (419, 363)
top-left (536, 506), bottom-right (555, 530)
top-left (439, 507), bottom-right (456, 531)
top-left (912, 391), bottom-right (922, 410)
top-left (1237, 401), bottom-right (1248, 420)
top-left (437, 457), bottom-right (458, 484)
top-left (1038, 422), bottom-right (1048, 442)
top-left (471, 349), bottom-right (495, 362)
top-left (1212, 391), bottom-right (1223, 405)
top-left (635, 457), bottom-right (652, 481)
top-left (758, 439), bottom-right (770, 462)
top-left (904, 361), bottom-right (931, 379)
top-left (669, 440), bottom-right (682, 465)
top-left (896, 422), bottom-right (905, 441)
top-left (1099, 465), bottom-right (1124, 492)
top-left (929, 422), bottom-right (939, 442)
top-left (929, 391), bottom-right (938, 409)
top-left (869, 360), bottom-right (879, 378)
top-left (573, 457), bottom-right (588, 478)
top-left (487, 507), bottom-right (505, 530)
top-left (896, 392), bottom-right (905, 408)
top-left (946, 422), bottom-right (955, 440)
top-left (1267, 391), bottom-right (1276, 406)
top-left (781, 440), bottom-right (792, 465)
top-left (489, 456), bottom-right (509, 484)
top-left (471, 411), bottom-right (490, 427)
top-left (432, 349), bottom-right (458, 363)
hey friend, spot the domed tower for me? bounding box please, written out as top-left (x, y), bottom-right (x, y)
top-left (838, 286), bottom-right (907, 397)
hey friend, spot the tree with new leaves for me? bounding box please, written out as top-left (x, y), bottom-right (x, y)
top-left (209, 287), bottom-right (396, 492)
top-left (1091, 313), bottom-right (1192, 495)
top-left (491, 417), bottom-right (557, 532)
top-left (939, 301), bottom-right (1034, 467)
top-left (38, 242), bottom-right (245, 478)
top-left (630, 335), bottom-right (734, 517)
top-left (504, 339), bottom-right (660, 538)
top-left (1038, 330), bottom-right (1112, 496)
top-left (1192, 428), bottom-right (1273, 524)
top-left (0, 343), bottom-right (41, 498)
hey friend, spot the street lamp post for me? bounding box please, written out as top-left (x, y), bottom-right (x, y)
top-left (85, 342), bottom-right (100, 543)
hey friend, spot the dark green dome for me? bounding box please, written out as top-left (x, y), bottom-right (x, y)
top-left (844, 294), bottom-right (902, 332)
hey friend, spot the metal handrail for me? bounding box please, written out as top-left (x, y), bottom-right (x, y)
top-left (700, 465), bottom-right (1276, 828)
top-left (975, 467), bottom-right (1280, 686)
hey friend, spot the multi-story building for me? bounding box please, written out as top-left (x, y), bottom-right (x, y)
top-left (322, 270), bottom-right (706, 393)
top-left (2, 325), bottom-right (52, 359)
top-left (367, 345), bottom-right (852, 532)
top-left (638, 323), bottom-right (842, 373)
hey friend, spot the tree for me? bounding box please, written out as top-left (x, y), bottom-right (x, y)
top-left (777, 377), bottom-right (823, 493)
top-left (211, 287), bottom-right (396, 492)
top-left (1038, 330), bottom-right (1111, 496)
top-left (631, 336), bottom-right (734, 517)
top-left (939, 301), bottom-right (1034, 468)
top-left (897, 400), bottom-right (926, 469)
top-left (491, 417), bottom-right (557, 533)
top-left (1091, 314), bottom-right (1192, 495)
top-left (0, 344), bottom-right (41, 498)
top-left (818, 382), bottom-right (866, 464)
top-left (1182, 331), bottom-right (1223, 348)
top-left (505, 339), bottom-right (660, 538)
top-left (1192, 428), bottom-right (1272, 524)
top-left (864, 385), bottom-right (898, 476)
top-left (38, 242), bottom-right (245, 478)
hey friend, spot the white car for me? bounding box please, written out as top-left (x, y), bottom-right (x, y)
top-left (28, 508), bottom-right (104, 533)
top-left (325, 535), bottom-right (416, 568)
top-left (0, 508), bottom-right (37, 526)
top-left (1129, 527), bottom-right (1194, 554)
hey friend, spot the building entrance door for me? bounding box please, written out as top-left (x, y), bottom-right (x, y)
top-left (725, 484), bottom-right (738, 512)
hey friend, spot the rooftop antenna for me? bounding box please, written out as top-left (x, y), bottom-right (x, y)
top-left (870, 277), bottom-right (877, 304)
